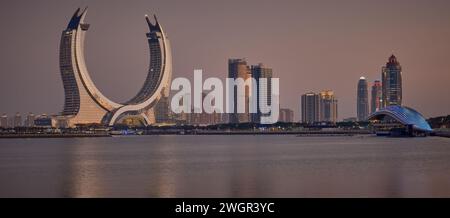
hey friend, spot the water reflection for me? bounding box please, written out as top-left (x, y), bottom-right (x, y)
top-left (1, 136), bottom-right (450, 197)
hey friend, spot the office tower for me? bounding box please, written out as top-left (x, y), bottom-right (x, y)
top-left (228, 58), bottom-right (252, 123)
top-left (251, 63), bottom-right (273, 123)
top-left (25, 112), bottom-right (36, 127)
top-left (357, 77), bottom-right (369, 121)
top-left (319, 90), bottom-right (338, 123)
top-left (279, 108), bottom-right (294, 123)
top-left (382, 54), bottom-right (402, 107)
top-left (59, 8), bottom-right (172, 127)
top-left (301, 92), bottom-right (320, 123)
top-left (0, 114), bottom-right (7, 128)
top-left (13, 112), bottom-right (22, 127)
top-left (371, 80), bottom-right (382, 113)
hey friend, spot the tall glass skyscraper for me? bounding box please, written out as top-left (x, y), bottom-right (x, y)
top-left (301, 92), bottom-right (320, 123)
top-left (382, 54), bottom-right (402, 107)
top-left (357, 77), bottom-right (369, 121)
top-left (228, 58), bottom-right (252, 124)
top-left (251, 63), bottom-right (273, 123)
top-left (371, 80), bottom-right (382, 113)
top-left (1, 114), bottom-right (8, 128)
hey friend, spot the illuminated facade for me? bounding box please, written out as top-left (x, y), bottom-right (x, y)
top-left (59, 8), bottom-right (172, 127)
top-left (368, 105), bottom-right (432, 135)
top-left (357, 77), bottom-right (369, 121)
top-left (319, 90), bottom-right (338, 123)
top-left (382, 55), bottom-right (402, 107)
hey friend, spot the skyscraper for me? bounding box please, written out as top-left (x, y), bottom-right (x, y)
top-left (228, 58), bottom-right (252, 124)
top-left (357, 77), bottom-right (369, 121)
top-left (251, 63), bottom-right (273, 123)
top-left (25, 112), bottom-right (35, 127)
top-left (382, 54), bottom-right (402, 107)
top-left (0, 114), bottom-right (7, 128)
top-left (371, 80), bottom-right (382, 113)
top-left (301, 92), bottom-right (320, 123)
top-left (319, 90), bottom-right (338, 123)
top-left (59, 8), bottom-right (172, 127)
top-left (13, 112), bottom-right (22, 127)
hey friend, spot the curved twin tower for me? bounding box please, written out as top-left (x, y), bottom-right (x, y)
top-left (59, 8), bottom-right (172, 127)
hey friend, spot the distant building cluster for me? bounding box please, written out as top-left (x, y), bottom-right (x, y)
top-left (0, 113), bottom-right (54, 128)
top-left (300, 54), bottom-right (403, 124)
top-left (300, 90), bottom-right (338, 124)
top-left (169, 58), bottom-right (287, 126)
top-left (356, 54), bottom-right (403, 121)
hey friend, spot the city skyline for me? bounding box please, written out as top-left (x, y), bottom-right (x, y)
top-left (1, 0), bottom-right (450, 121)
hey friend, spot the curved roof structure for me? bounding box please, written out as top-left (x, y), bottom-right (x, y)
top-left (368, 105), bottom-right (432, 132)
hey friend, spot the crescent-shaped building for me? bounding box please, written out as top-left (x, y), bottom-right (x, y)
top-left (58, 8), bottom-right (172, 127)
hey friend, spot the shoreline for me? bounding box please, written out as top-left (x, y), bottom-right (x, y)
top-left (0, 133), bottom-right (111, 138)
top-left (0, 130), bottom-right (377, 138)
top-left (1, 130), bottom-right (449, 138)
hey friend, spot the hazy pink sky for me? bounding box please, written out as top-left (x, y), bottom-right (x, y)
top-left (1, 0), bottom-right (450, 120)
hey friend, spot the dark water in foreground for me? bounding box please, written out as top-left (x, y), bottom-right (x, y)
top-left (1, 135), bottom-right (450, 197)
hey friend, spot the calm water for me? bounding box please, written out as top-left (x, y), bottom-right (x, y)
top-left (1, 135), bottom-right (450, 197)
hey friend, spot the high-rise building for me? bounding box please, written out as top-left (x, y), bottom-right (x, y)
top-left (59, 8), bottom-right (172, 127)
top-left (319, 90), bottom-right (338, 123)
top-left (25, 112), bottom-right (36, 127)
top-left (228, 58), bottom-right (252, 124)
top-left (301, 92), bottom-right (320, 123)
top-left (357, 77), bottom-right (369, 121)
top-left (0, 114), bottom-right (7, 128)
top-left (382, 54), bottom-right (402, 107)
top-left (279, 108), bottom-right (294, 123)
top-left (13, 112), bottom-right (22, 127)
top-left (371, 80), bottom-right (382, 113)
top-left (251, 63), bottom-right (273, 123)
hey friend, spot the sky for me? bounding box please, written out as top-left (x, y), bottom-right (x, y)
top-left (1, 0), bottom-right (450, 121)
